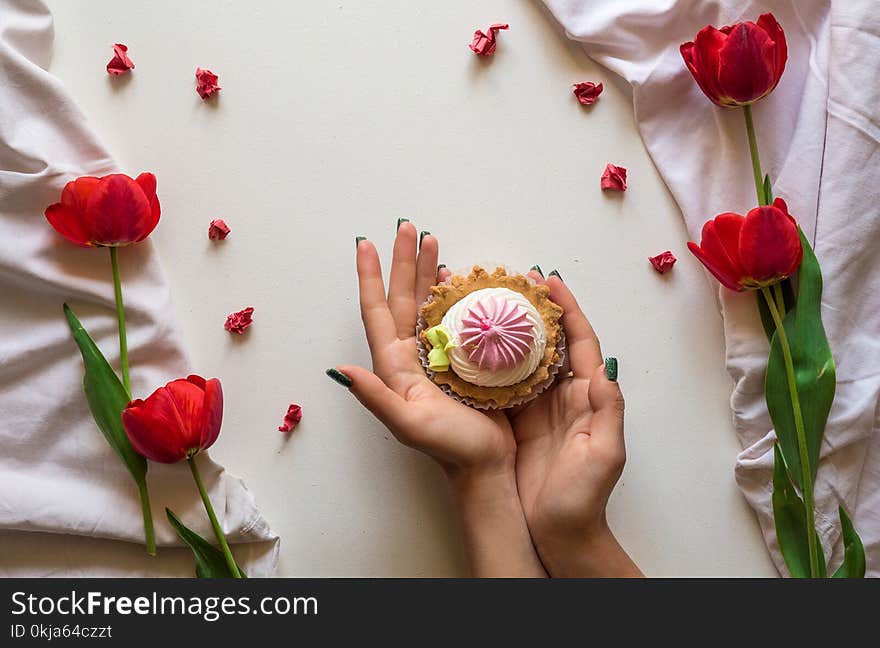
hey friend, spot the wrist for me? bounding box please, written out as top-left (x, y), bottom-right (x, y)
top-left (535, 520), bottom-right (643, 578)
top-left (444, 462), bottom-right (547, 578)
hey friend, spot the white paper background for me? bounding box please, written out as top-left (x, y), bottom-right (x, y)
top-left (28, 0), bottom-right (775, 576)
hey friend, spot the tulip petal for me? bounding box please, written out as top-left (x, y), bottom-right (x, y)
top-left (84, 174), bottom-right (153, 246)
top-left (63, 176), bottom-right (101, 212)
top-left (164, 378), bottom-right (208, 451)
top-left (45, 201), bottom-right (93, 247)
top-left (739, 203), bottom-right (803, 283)
top-left (696, 214), bottom-right (747, 288)
top-left (689, 26), bottom-right (728, 105)
top-left (199, 378), bottom-right (224, 451)
top-left (134, 173), bottom-right (161, 243)
top-left (688, 241), bottom-right (744, 291)
top-left (712, 211), bottom-right (747, 273)
top-left (717, 22), bottom-right (776, 104)
top-left (123, 390), bottom-right (191, 463)
top-left (757, 13), bottom-right (787, 88)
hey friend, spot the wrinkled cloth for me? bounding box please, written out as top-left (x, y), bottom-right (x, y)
top-left (0, 0), bottom-right (277, 576)
top-left (544, 0), bottom-right (879, 576)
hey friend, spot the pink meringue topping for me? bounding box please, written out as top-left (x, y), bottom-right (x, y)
top-left (459, 295), bottom-right (535, 371)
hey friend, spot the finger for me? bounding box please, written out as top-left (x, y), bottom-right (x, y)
top-left (415, 232), bottom-right (439, 307)
top-left (546, 274), bottom-right (603, 377)
top-left (388, 222), bottom-right (419, 338)
top-left (526, 267), bottom-right (546, 285)
top-left (336, 365), bottom-right (413, 434)
top-left (357, 238), bottom-right (397, 349)
top-left (586, 361), bottom-right (626, 467)
top-left (437, 266), bottom-right (452, 283)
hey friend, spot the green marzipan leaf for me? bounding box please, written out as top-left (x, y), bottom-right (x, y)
top-left (166, 509), bottom-right (246, 578)
top-left (64, 304), bottom-right (146, 484)
top-left (763, 174), bottom-right (773, 205)
top-left (772, 445), bottom-right (812, 578)
top-left (832, 506), bottom-right (866, 578)
top-left (765, 228), bottom-right (835, 489)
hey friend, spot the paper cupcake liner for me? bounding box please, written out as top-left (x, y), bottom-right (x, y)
top-left (416, 271), bottom-right (566, 410)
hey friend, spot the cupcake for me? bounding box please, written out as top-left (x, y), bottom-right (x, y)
top-left (417, 266), bottom-right (565, 409)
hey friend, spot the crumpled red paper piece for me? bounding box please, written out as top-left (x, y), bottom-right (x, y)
top-left (195, 68), bottom-right (221, 99)
top-left (208, 219), bottom-right (230, 240)
top-left (224, 307), bottom-right (253, 334)
top-left (469, 23), bottom-right (509, 56)
top-left (649, 251), bottom-right (677, 274)
top-left (106, 43), bottom-right (135, 76)
top-left (601, 164), bottom-right (627, 191)
top-left (278, 404), bottom-right (303, 433)
top-left (573, 82), bottom-right (603, 105)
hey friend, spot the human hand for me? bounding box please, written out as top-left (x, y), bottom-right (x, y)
top-left (329, 222), bottom-right (544, 576)
top-left (509, 269), bottom-right (642, 577)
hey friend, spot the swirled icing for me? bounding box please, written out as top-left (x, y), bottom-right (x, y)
top-left (440, 288), bottom-right (546, 387)
top-left (459, 294), bottom-right (534, 371)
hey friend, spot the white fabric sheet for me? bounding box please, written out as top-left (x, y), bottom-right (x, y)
top-left (542, 0), bottom-right (879, 575)
top-left (0, 0), bottom-right (278, 576)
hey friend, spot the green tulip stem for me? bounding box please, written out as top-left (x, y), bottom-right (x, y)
top-left (761, 286), bottom-right (819, 577)
top-left (188, 456), bottom-right (242, 578)
top-left (743, 105), bottom-right (766, 205)
top-left (137, 480), bottom-right (157, 556)
top-left (109, 247), bottom-right (131, 397)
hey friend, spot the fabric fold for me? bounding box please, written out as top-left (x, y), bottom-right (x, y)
top-left (543, 0), bottom-right (878, 575)
top-left (0, 0), bottom-right (278, 576)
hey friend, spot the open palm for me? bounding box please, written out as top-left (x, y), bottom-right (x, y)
top-left (338, 224), bottom-right (515, 473)
top-left (509, 272), bottom-right (626, 544)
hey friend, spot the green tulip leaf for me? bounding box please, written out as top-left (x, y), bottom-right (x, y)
top-left (166, 509), bottom-right (247, 578)
top-left (763, 174), bottom-right (773, 205)
top-left (765, 228), bottom-right (835, 488)
top-left (832, 506), bottom-right (865, 578)
top-left (772, 445), bottom-right (812, 578)
top-left (64, 304), bottom-right (146, 484)
top-left (757, 279), bottom-right (795, 342)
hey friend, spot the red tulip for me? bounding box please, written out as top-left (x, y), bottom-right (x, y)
top-left (122, 375), bottom-right (223, 463)
top-left (687, 198), bottom-right (802, 291)
top-left (680, 13), bottom-right (786, 107)
top-left (45, 173), bottom-right (160, 247)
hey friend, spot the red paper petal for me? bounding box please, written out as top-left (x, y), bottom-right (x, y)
top-left (106, 43), bottom-right (135, 76)
top-left (648, 251), bottom-right (677, 274)
top-left (224, 307), bottom-right (254, 334)
top-left (601, 163), bottom-right (627, 191)
top-left (278, 404), bottom-right (303, 433)
top-left (469, 23), bottom-right (509, 56)
top-left (573, 81), bottom-right (603, 105)
top-left (195, 67), bottom-right (221, 100)
top-left (208, 219), bottom-right (231, 240)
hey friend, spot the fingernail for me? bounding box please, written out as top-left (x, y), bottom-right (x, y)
top-left (530, 264), bottom-right (544, 278)
top-left (355, 236), bottom-right (366, 248)
top-left (397, 218), bottom-right (409, 231)
top-left (549, 269), bottom-right (562, 281)
top-left (326, 368), bottom-right (353, 388)
top-left (604, 357), bottom-right (618, 382)
top-left (419, 231), bottom-right (430, 249)
top-left (437, 263), bottom-right (446, 272)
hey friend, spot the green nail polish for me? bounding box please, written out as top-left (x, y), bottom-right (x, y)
top-left (549, 269), bottom-right (562, 281)
top-left (419, 231), bottom-right (430, 248)
top-left (530, 265), bottom-right (544, 278)
top-left (397, 218), bottom-right (409, 231)
top-left (355, 236), bottom-right (366, 248)
top-left (326, 368), bottom-right (353, 388)
top-left (604, 357), bottom-right (618, 382)
top-left (437, 263), bottom-right (446, 272)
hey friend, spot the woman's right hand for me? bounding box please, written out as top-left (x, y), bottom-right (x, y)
top-left (509, 270), bottom-right (643, 577)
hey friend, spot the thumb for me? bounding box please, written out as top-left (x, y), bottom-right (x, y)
top-left (587, 359), bottom-right (626, 458)
top-left (332, 365), bottom-right (411, 433)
